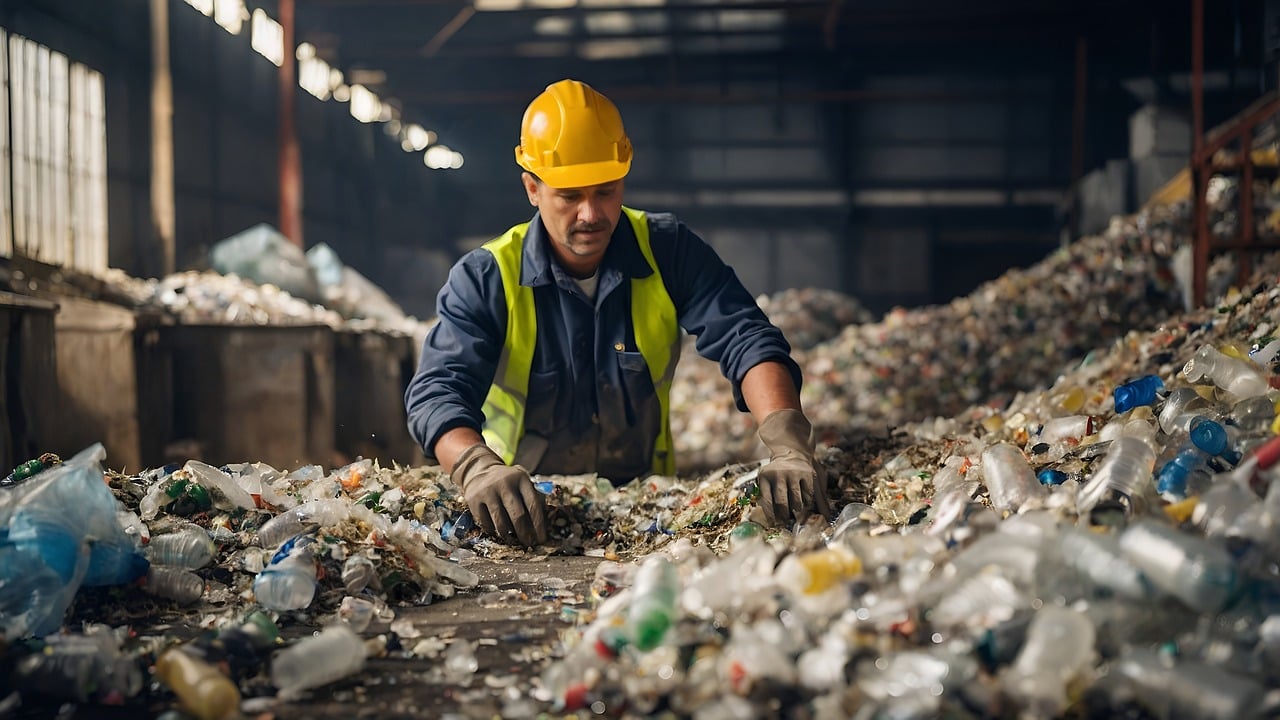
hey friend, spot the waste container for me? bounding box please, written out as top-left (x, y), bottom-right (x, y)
top-left (133, 311), bottom-right (174, 468)
top-left (52, 297), bottom-right (143, 472)
top-left (333, 329), bottom-right (424, 467)
top-left (0, 291), bottom-right (58, 475)
top-left (163, 324), bottom-right (335, 471)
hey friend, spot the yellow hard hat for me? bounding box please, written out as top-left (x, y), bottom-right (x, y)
top-left (515, 79), bottom-right (632, 189)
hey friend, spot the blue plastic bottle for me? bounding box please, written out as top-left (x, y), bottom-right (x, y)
top-left (1113, 375), bottom-right (1165, 414)
top-left (1156, 417), bottom-right (1229, 497)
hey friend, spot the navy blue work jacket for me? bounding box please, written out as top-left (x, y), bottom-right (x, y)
top-left (404, 209), bottom-right (801, 483)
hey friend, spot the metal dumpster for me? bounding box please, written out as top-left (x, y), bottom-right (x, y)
top-left (0, 291), bottom-right (58, 475)
top-left (333, 329), bottom-right (424, 467)
top-left (163, 324), bottom-right (335, 470)
top-left (52, 297), bottom-right (143, 472)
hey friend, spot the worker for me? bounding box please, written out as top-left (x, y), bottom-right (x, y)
top-left (405, 79), bottom-right (828, 546)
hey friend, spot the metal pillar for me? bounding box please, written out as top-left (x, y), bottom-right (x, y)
top-left (149, 0), bottom-right (175, 277)
top-left (278, 0), bottom-right (303, 247)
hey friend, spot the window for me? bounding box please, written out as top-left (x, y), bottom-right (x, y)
top-left (3, 31), bottom-right (108, 274)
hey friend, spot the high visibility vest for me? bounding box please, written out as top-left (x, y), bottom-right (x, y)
top-left (480, 207), bottom-right (678, 475)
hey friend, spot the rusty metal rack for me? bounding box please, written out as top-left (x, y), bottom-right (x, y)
top-left (1189, 92), bottom-right (1280, 307)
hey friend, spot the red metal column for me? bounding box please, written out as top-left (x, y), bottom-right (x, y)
top-left (279, 0), bottom-right (303, 247)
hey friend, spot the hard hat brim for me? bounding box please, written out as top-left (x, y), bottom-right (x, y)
top-left (517, 154), bottom-right (631, 189)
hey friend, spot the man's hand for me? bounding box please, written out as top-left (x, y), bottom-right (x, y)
top-left (757, 409), bottom-right (830, 526)
top-left (451, 444), bottom-right (549, 546)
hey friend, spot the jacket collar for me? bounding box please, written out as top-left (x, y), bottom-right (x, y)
top-left (520, 209), bottom-right (654, 288)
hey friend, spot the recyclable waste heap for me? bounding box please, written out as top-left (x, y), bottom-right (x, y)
top-left (673, 201), bottom-right (1204, 470)
top-left (8, 182), bottom-right (1280, 717)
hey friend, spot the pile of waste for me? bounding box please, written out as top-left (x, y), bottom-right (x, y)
top-left (671, 199), bottom-right (1236, 470)
top-left (533, 269), bottom-right (1280, 719)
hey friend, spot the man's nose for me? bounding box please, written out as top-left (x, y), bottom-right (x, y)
top-left (578, 199), bottom-right (603, 225)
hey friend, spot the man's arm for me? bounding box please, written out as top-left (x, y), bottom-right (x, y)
top-left (434, 426), bottom-right (486, 474)
top-left (739, 360), bottom-right (803, 422)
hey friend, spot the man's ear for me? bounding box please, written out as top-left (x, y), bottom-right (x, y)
top-left (521, 172), bottom-right (539, 207)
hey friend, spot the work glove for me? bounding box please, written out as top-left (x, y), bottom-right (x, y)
top-left (452, 444), bottom-right (549, 546)
top-left (757, 409), bottom-right (830, 526)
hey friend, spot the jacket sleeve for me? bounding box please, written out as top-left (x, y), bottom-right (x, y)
top-left (404, 249), bottom-right (506, 461)
top-left (647, 214), bottom-right (802, 412)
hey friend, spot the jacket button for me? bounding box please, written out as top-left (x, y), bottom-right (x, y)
top-left (614, 343), bottom-right (625, 351)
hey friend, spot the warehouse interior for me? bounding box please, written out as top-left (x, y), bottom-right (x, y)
top-left (3, 0), bottom-right (1280, 718)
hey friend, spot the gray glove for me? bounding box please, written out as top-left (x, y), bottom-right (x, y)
top-left (452, 444), bottom-right (549, 546)
top-left (757, 409), bottom-right (830, 526)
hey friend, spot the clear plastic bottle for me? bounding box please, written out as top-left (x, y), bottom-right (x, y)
top-left (1054, 526), bottom-right (1152, 601)
top-left (1228, 395), bottom-right (1276, 432)
top-left (622, 556), bottom-right (680, 651)
top-left (1038, 415), bottom-right (1095, 443)
top-left (981, 443), bottom-right (1044, 512)
top-left (253, 535), bottom-right (318, 611)
top-left (1000, 605), bottom-right (1096, 718)
top-left (1113, 375), bottom-right (1165, 414)
top-left (1155, 417), bottom-right (1229, 497)
top-left (146, 524), bottom-right (216, 569)
top-left (270, 625), bottom-right (367, 694)
top-left (1077, 419), bottom-right (1157, 517)
top-left (341, 554), bottom-right (376, 594)
top-left (1157, 387), bottom-right (1213, 434)
top-left (144, 566), bottom-right (206, 605)
top-left (1119, 519), bottom-right (1237, 612)
top-left (155, 648), bottom-right (241, 720)
top-left (1112, 648), bottom-right (1263, 720)
top-left (1183, 344), bottom-right (1271, 399)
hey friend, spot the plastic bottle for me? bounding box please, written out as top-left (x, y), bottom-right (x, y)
top-left (1113, 375), bottom-right (1164, 414)
top-left (1001, 605), bottom-right (1096, 718)
top-left (1038, 415), bottom-right (1095, 443)
top-left (621, 556), bottom-right (679, 652)
top-left (1183, 344), bottom-right (1271, 399)
top-left (253, 535), bottom-right (318, 611)
top-left (146, 524), bottom-right (216, 569)
top-left (1157, 387), bottom-right (1213, 433)
top-left (980, 443), bottom-right (1044, 512)
top-left (1112, 648), bottom-right (1262, 720)
top-left (1155, 417), bottom-right (1229, 497)
top-left (1054, 526), bottom-right (1152, 601)
top-left (13, 629), bottom-right (143, 702)
top-left (1119, 519), bottom-right (1237, 613)
top-left (1077, 419), bottom-right (1157, 518)
top-left (144, 566), bottom-right (206, 605)
top-left (256, 508), bottom-right (319, 551)
top-left (1229, 395), bottom-right (1276, 432)
top-left (270, 625), bottom-right (367, 694)
top-left (155, 648), bottom-right (241, 720)
top-left (341, 554), bottom-right (376, 594)
top-left (775, 545), bottom-right (862, 595)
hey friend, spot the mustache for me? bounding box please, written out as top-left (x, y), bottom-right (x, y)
top-left (572, 223), bottom-right (609, 234)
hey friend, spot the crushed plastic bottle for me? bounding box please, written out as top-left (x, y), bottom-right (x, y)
top-left (253, 535), bottom-right (318, 611)
top-left (146, 523), bottom-right (217, 569)
top-left (1119, 519), bottom-right (1237, 613)
top-left (144, 566), bottom-right (206, 605)
top-left (1000, 605), bottom-right (1095, 717)
top-left (271, 624), bottom-right (367, 696)
top-left (980, 442), bottom-right (1045, 512)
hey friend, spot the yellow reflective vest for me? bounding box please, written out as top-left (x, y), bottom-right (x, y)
top-left (479, 207), bottom-right (679, 475)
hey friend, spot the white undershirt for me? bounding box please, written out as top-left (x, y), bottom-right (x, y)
top-left (573, 271), bottom-right (600, 301)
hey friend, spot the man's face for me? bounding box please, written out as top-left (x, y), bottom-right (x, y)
top-left (523, 172), bottom-right (624, 276)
